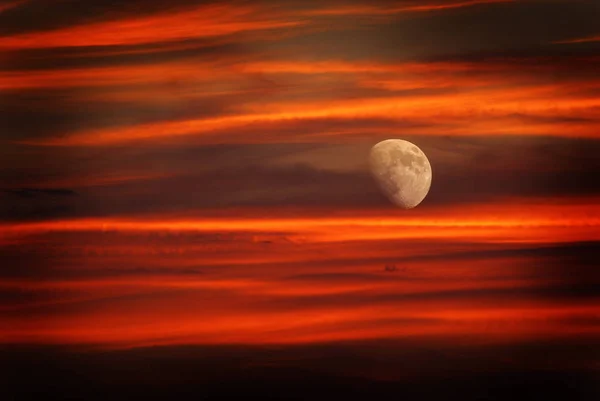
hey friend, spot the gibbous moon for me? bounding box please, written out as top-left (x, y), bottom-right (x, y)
top-left (369, 139), bottom-right (432, 209)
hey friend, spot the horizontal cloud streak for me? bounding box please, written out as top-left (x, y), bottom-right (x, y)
top-left (1, 194), bottom-right (599, 348)
top-left (306, 0), bottom-right (515, 16)
top-left (0, 0), bottom-right (25, 13)
top-left (0, 3), bottom-right (306, 49)
top-left (6, 56), bottom-right (599, 146)
top-left (554, 34), bottom-right (600, 45)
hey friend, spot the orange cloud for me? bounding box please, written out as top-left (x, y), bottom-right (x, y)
top-left (0, 0), bottom-right (513, 52)
top-left (2, 197), bottom-right (599, 241)
top-left (1, 197), bottom-right (598, 347)
top-left (0, 3), bottom-right (304, 49)
top-left (7, 56), bottom-right (599, 146)
top-left (18, 84), bottom-right (600, 146)
top-left (0, 60), bottom-right (228, 90)
top-left (9, 58), bottom-right (593, 90)
top-left (1, 292), bottom-right (597, 346)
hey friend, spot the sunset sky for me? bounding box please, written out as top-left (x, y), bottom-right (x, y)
top-left (1, 0), bottom-right (599, 399)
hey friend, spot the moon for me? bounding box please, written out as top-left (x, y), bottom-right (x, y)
top-left (369, 139), bottom-right (432, 209)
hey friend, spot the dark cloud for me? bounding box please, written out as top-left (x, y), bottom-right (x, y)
top-left (255, 283), bottom-right (600, 314)
top-left (382, 240), bottom-right (600, 268)
top-left (2, 342), bottom-right (599, 400)
top-left (274, 0), bottom-right (600, 60)
top-left (0, 166), bottom-right (379, 220)
top-left (0, 87), bottom-right (237, 142)
top-left (2, 188), bottom-right (77, 197)
top-left (418, 135), bottom-right (600, 205)
top-left (1, 136), bottom-right (599, 220)
top-left (0, 188), bottom-right (78, 222)
top-left (2, 1), bottom-right (599, 75)
top-left (0, 38), bottom-right (244, 71)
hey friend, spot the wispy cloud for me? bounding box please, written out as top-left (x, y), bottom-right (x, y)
top-left (0, 0), bottom-right (25, 13)
top-left (7, 56), bottom-right (599, 146)
top-left (18, 90), bottom-right (600, 146)
top-left (3, 198), bottom-right (599, 240)
top-left (306, 0), bottom-right (514, 16)
top-left (554, 34), bottom-right (600, 45)
top-left (0, 3), bottom-right (304, 49)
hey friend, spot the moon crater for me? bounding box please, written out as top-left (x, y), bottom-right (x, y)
top-left (369, 139), bottom-right (432, 209)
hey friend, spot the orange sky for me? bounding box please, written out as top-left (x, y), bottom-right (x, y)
top-left (6, 56), bottom-right (600, 146)
top-left (1, 0), bottom-right (599, 353)
top-left (1, 198), bottom-right (599, 348)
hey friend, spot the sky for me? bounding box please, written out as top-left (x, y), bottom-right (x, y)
top-left (1, 0), bottom-right (600, 399)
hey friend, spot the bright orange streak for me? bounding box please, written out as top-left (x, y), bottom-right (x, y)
top-left (7, 58), bottom-right (596, 90)
top-left (2, 198), bottom-right (598, 347)
top-left (2, 301), bottom-right (598, 346)
top-left (0, 4), bottom-right (303, 49)
top-left (307, 0), bottom-right (514, 16)
top-left (0, 1), bottom-right (513, 50)
top-left (2, 214), bottom-right (598, 233)
top-left (0, 276), bottom-right (538, 305)
top-left (19, 85), bottom-right (600, 146)
top-left (2, 200), bottom-right (599, 245)
top-left (5, 57), bottom-right (600, 145)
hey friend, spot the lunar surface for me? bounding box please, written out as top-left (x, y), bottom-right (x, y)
top-left (369, 139), bottom-right (432, 209)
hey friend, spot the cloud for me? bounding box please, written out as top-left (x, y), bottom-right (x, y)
top-left (2, 188), bottom-right (77, 197)
top-left (2, 137), bottom-right (600, 221)
top-left (305, 0), bottom-right (515, 17)
top-left (0, 0), bottom-right (25, 14)
top-left (0, 2), bottom-right (304, 49)
top-left (1, 191), bottom-right (598, 349)
top-left (6, 55), bottom-right (599, 146)
top-left (0, 0), bottom-right (209, 35)
top-left (554, 34), bottom-right (600, 45)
